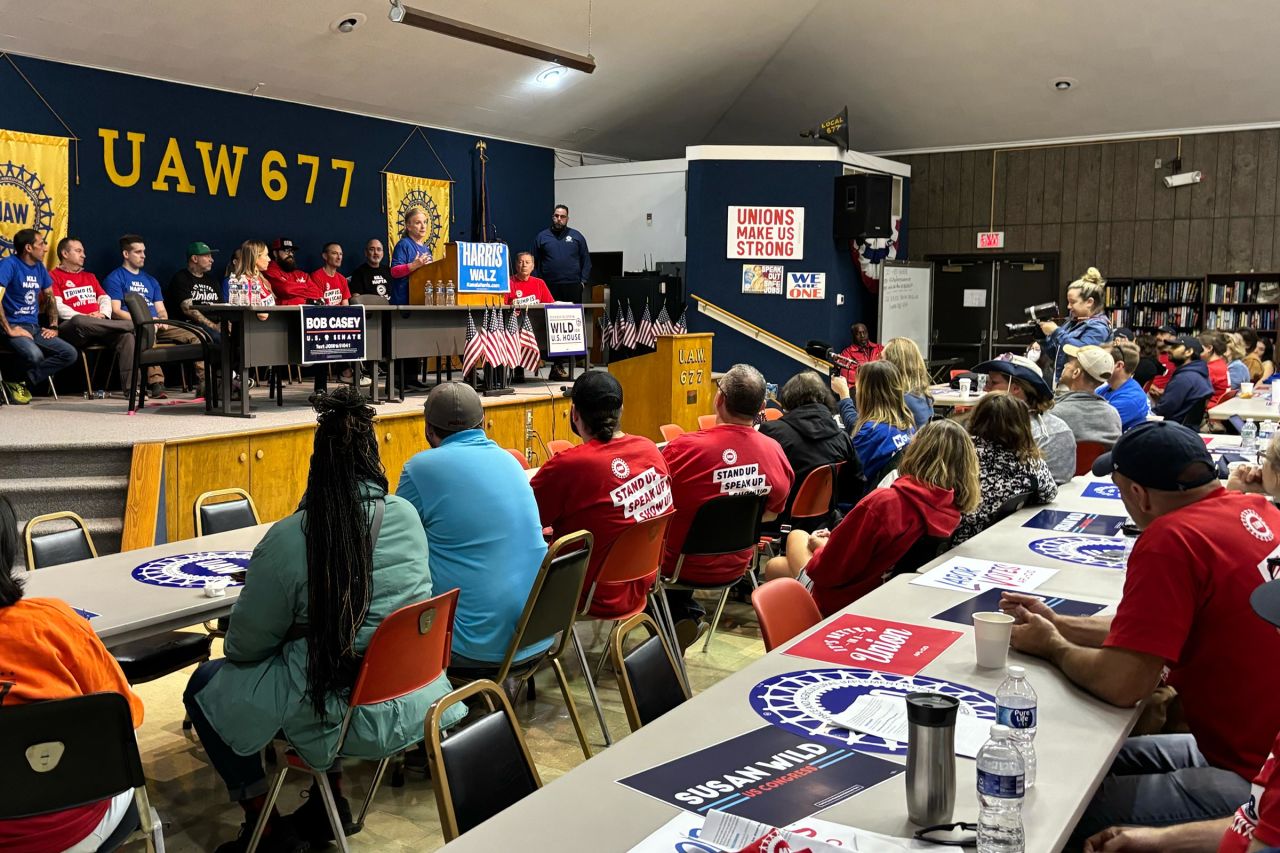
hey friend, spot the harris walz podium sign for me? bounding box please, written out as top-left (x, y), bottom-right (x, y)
top-left (301, 304), bottom-right (367, 364)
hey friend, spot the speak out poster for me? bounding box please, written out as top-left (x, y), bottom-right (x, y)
top-left (742, 264), bottom-right (784, 295)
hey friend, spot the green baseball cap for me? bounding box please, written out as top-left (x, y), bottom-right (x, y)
top-left (186, 241), bottom-right (218, 257)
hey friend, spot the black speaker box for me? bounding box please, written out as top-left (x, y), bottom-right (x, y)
top-left (833, 173), bottom-right (892, 241)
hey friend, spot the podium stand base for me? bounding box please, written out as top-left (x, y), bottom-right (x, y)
top-left (482, 387), bottom-right (516, 397)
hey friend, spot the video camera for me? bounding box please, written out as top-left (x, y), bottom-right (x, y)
top-left (805, 340), bottom-right (856, 378)
top-left (1004, 302), bottom-right (1060, 339)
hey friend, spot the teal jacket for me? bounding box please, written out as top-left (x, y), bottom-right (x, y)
top-left (195, 483), bottom-right (464, 769)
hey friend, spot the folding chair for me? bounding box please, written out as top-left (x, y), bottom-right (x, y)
top-left (194, 488), bottom-right (261, 536)
top-left (24, 512), bottom-right (213, 686)
top-left (651, 492), bottom-right (767, 690)
top-left (547, 439), bottom-right (574, 457)
top-left (569, 513), bottom-right (671, 746)
top-left (426, 679), bottom-right (543, 843)
top-left (762, 407), bottom-right (783, 421)
top-left (989, 491), bottom-right (1035, 526)
top-left (697, 414), bottom-right (717, 430)
top-left (446, 531), bottom-right (595, 758)
top-left (659, 423), bottom-right (685, 442)
top-left (610, 613), bottom-right (690, 732)
top-left (787, 464), bottom-right (835, 532)
top-left (1074, 441), bottom-right (1109, 477)
top-left (0, 693), bottom-right (164, 853)
top-left (505, 447), bottom-right (531, 469)
top-left (248, 589), bottom-right (460, 853)
top-left (752, 578), bottom-right (823, 652)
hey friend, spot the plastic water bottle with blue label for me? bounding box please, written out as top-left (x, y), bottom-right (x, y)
top-left (995, 665), bottom-right (1037, 788)
top-left (977, 724), bottom-right (1025, 853)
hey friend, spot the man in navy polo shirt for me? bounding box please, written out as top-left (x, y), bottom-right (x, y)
top-left (0, 228), bottom-right (76, 403)
top-left (103, 233), bottom-right (203, 399)
top-left (534, 204), bottom-right (591, 380)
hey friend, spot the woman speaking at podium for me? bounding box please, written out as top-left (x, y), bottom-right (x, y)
top-left (389, 206), bottom-right (434, 305)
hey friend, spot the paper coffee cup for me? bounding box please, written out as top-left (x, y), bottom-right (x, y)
top-left (959, 378), bottom-right (972, 398)
top-left (973, 611), bottom-right (1015, 668)
top-left (1241, 382), bottom-right (1254, 399)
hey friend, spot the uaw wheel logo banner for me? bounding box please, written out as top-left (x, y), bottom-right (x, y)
top-left (0, 130), bottom-right (68, 267)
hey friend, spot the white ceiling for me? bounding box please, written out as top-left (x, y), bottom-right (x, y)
top-left (3, 0), bottom-right (1279, 160)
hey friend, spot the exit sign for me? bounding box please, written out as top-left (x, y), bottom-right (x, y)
top-left (977, 231), bottom-right (1005, 249)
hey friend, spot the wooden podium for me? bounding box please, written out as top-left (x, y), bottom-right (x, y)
top-left (610, 333), bottom-right (714, 442)
top-left (409, 242), bottom-right (506, 306)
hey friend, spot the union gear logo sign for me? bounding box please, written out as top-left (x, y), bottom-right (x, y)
top-left (384, 171), bottom-right (450, 262)
top-left (1241, 508), bottom-right (1275, 542)
top-left (0, 130), bottom-right (69, 266)
top-left (131, 551), bottom-right (251, 588)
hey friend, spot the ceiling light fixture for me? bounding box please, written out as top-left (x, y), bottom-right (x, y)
top-left (330, 12), bottom-right (367, 34)
top-left (1050, 77), bottom-right (1076, 91)
top-left (388, 0), bottom-right (596, 74)
top-left (534, 66), bottom-right (569, 86)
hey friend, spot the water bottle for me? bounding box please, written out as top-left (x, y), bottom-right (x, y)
top-left (425, 280), bottom-right (436, 306)
top-left (1242, 419), bottom-right (1258, 452)
top-left (1262, 420), bottom-right (1276, 447)
top-left (977, 724), bottom-right (1025, 853)
top-left (446, 280), bottom-right (456, 305)
top-left (995, 665), bottom-right (1037, 788)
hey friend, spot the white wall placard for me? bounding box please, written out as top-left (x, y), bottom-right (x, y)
top-left (786, 272), bottom-right (826, 299)
top-left (726, 206), bottom-right (804, 260)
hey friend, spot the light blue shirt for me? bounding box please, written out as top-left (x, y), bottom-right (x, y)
top-left (397, 429), bottom-right (550, 663)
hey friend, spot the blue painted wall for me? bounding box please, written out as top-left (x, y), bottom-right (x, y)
top-left (685, 158), bottom-right (909, 384)
top-left (0, 55), bottom-right (553, 284)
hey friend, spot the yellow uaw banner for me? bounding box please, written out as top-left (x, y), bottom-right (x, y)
top-left (384, 172), bottom-right (450, 261)
top-left (0, 129), bottom-right (69, 268)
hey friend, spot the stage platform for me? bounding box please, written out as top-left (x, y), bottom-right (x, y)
top-left (3, 375), bottom-right (573, 448)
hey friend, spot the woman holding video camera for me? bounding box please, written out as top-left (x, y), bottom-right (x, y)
top-left (1038, 266), bottom-right (1114, 386)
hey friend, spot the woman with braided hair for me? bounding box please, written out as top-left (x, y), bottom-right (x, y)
top-left (185, 387), bottom-right (464, 853)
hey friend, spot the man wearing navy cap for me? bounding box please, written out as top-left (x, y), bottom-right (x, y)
top-left (1002, 421), bottom-right (1280, 841)
top-left (1150, 335), bottom-right (1213, 425)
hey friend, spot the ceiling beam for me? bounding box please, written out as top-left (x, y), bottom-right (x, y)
top-left (389, 3), bottom-right (596, 74)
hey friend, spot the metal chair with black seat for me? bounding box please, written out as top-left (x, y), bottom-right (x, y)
top-left (1074, 441), bottom-right (1110, 477)
top-left (1180, 396), bottom-right (1210, 429)
top-left (121, 291), bottom-right (216, 414)
top-left (570, 513), bottom-right (671, 747)
top-left (0, 692), bottom-right (165, 852)
top-left (651, 492), bottom-right (768, 690)
top-left (889, 535), bottom-right (950, 578)
top-left (426, 679), bottom-right (543, 843)
top-left (194, 488), bottom-right (261, 536)
top-left (247, 589), bottom-right (460, 853)
top-left (444, 531), bottom-right (595, 759)
top-left (609, 612), bottom-right (690, 732)
top-left (23, 511), bottom-right (214, 687)
top-left (988, 491), bottom-right (1035, 527)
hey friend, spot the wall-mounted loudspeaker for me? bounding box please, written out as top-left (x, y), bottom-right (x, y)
top-left (833, 173), bottom-right (892, 241)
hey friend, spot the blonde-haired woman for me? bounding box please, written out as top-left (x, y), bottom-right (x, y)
top-left (765, 420), bottom-right (980, 615)
top-left (1038, 266), bottom-right (1114, 385)
top-left (831, 360), bottom-right (915, 482)
top-left (389, 206), bottom-right (434, 305)
top-left (881, 337), bottom-right (934, 426)
top-left (222, 240), bottom-right (275, 310)
top-left (1225, 333), bottom-right (1250, 391)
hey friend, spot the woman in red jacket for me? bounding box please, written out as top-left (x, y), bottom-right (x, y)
top-left (769, 420), bottom-right (980, 616)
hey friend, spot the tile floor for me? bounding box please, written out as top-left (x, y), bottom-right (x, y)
top-left (127, 597), bottom-right (765, 851)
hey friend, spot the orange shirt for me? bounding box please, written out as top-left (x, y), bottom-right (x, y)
top-left (0, 598), bottom-right (143, 852)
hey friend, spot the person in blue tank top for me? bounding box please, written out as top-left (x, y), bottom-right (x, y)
top-left (834, 361), bottom-right (916, 488)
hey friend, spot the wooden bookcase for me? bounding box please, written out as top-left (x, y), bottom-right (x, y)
top-left (1103, 277), bottom-right (1203, 334)
top-left (1204, 273), bottom-right (1280, 338)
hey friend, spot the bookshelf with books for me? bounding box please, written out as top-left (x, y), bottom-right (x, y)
top-left (1204, 273), bottom-right (1280, 337)
top-left (1103, 277), bottom-right (1202, 333)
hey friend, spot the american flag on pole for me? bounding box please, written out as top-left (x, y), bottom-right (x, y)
top-left (519, 310), bottom-right (541, 372)
top-left (674, 305), bottom-right (688, 334)
top-left (492, 307), bottom-right (514, 367)
top-left (638, 302), bottom-right (657, 349)
top-left (505, 309), bottom-right (522, 368)
top-left (622, 303), bottom-right (639, 350)
top-left (654, 303), bottom-right (675, 337)
top-left (478, 306), bottom-right (496, 366)
top-left (462, 310), bottom-right (484, 375)
top-left (598, 307), bottom-right (612, 350)
top-left (608, 303), bottom-right (622, 350)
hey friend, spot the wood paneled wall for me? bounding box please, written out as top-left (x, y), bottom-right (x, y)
top-left (897, 129), bottom-right (1280, 289)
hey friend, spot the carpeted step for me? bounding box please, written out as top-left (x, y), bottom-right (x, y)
top-left (0, 444), bottom-right (134, 480)
top-left (1, 475), bottom-right (130, 524)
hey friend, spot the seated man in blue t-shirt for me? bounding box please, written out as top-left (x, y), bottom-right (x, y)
top-left (396, 382), bottom-right (552, 670)
top-left (102, 233), bottom-right (204, 399)
top-left (1097, 340), bottom-right (1151, 432)
top-left (0, 228), bottom-right (77, 403)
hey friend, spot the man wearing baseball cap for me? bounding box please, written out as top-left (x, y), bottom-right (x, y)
top-left (1052, 344), bottom-right (1122, 447)
top-left (972, 353), bottom-right (1076, 483)
top-left (1150, 335), bottom-right (1213, 426)
top-left (1002, 421), bottom-right (1280, 841)
top-left (396, 382), bottom-right (551, 670)
top-left (1084, 574), bottom-right (1280, 851)
top-left (264, 237), bottom-right (321, 305)
top-left (166, 241), bottom-right (223, 343)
